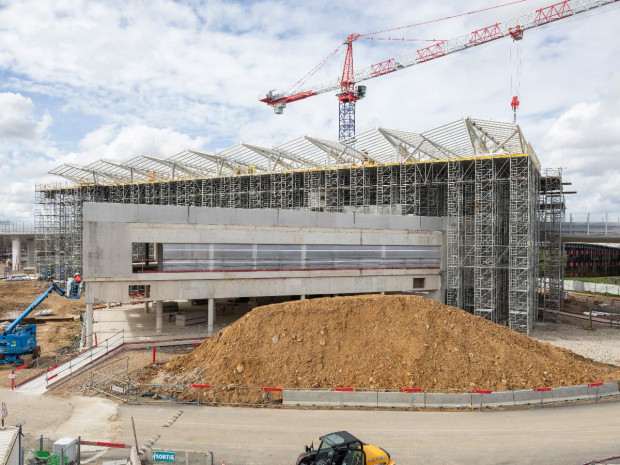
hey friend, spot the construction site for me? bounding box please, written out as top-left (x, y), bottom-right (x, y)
top-left (1, 1), bottom-right (620, 465)
top-left (35, 118), bottom-right (558, 335)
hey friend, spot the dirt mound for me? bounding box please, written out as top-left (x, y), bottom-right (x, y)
top-left (136, 295), bottom-right (620, 403)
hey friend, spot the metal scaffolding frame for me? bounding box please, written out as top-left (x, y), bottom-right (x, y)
top-left (539, 168), bottom-right (565, 323)
top-left (36, 117), bottom-right (556, 333)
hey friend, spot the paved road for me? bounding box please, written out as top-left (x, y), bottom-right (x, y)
top-left (3, 390), bottom-right (619, 465)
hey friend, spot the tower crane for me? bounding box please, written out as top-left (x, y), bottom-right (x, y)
top-left (261, 0), bottom-right (619, 140)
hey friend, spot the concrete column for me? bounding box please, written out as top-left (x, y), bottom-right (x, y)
top-left (144, 301), bottom-right (150, 314)
top-left (11, 237), bottom-right (21, 271)
top-left (155, 300), bottom-right (163, 333)
top-left (85, 303), bottom-right (94, 348)
top-left (26, 239), bottom-right (35, 267)
top-left (300, 295), bottom-right (306, 300)
top-left (155, 243), bottom-right (164, 271)
top-left (208, 298), bottom-right (215, 332)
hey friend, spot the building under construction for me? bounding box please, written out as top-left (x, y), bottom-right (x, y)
top-left (35, 118), bottom-right (564, 334)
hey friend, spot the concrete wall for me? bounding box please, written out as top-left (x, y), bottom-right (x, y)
top-left (83, 203), bottom-right (445, 305)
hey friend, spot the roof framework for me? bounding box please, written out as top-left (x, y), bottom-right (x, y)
top-left (49, 118), bottom-right (536, 185)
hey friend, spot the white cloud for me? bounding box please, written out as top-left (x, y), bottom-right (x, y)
top-left (0, 92), bottom-right (51, 143)
top-left (541, 88), bottom-right (620, 214)
top-left (71, 124), bottom-right (210, 162)
top-left (0, 0), bottom-right (618, 221)
top-left (0, 122), bottom-right (210, 220)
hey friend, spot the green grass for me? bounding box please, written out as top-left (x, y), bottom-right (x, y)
top-left (565, 276), bottom-right (620, 285)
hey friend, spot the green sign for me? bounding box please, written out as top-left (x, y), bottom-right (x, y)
top-left (152, 451), bottom-right (175, 462)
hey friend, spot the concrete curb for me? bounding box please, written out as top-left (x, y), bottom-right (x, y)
top-left (283, 381), bottom-right (620, 409)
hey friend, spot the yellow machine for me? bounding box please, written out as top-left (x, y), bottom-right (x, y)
top-left (295, 431), bottom-right (395, 465)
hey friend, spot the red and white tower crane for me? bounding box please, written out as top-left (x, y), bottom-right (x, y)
top-left (261, 0), bottom-right (618, 140)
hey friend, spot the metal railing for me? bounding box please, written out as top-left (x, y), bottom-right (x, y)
top-left (0, 221), bottom-right (34, 234)
top-left (44, 330), bottom-right (126, 387)
top-left (17, 325), bottom-right (211, 390)
top-left (561, 213), bottom-right (620, 238)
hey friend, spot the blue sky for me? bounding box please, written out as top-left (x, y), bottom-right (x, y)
top-left (0, 0), bottom-right (619, 221)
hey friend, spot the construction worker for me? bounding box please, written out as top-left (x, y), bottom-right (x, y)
top-left (71, 272), bottom-right (82, 296)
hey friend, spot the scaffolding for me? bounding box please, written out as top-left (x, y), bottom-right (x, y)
top-left (539, 168), bottom-right (565, 322)
top-left (36, 117), bottom-right (557, 333)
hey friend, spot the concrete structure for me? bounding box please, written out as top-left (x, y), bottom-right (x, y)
top-left (82, 203), bottom-right (444, 346)
top-left (0, 221), bottom-right (35, 271)
top-left (564, 243), bottom-right (620, 277)
top-left (37, 118), bottom-right (559, 334)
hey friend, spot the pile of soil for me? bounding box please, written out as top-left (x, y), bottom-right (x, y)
top-left (135, 295), bottom-right (620, 404)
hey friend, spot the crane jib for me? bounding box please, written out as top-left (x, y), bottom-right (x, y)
top-left (260, 0), bottom-right (619, 139)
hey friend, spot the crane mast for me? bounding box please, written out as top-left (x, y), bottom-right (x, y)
top-left (260, 0), bottom-right (618, 140)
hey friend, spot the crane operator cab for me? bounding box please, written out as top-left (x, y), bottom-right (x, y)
top-left (66, 273), bottom-right (83, 299)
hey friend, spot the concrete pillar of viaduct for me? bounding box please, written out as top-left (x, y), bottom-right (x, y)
top-left (11, 237), bottom-right (21, 271)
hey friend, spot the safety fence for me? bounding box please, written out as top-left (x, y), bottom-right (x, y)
top-left (17, 329), bottom-right (206, 392)
top-left (562, 212), bottom-right (620, 238)
top-left (0, 221), bottom-right (34, 234)
top-left (565, 280), bottom-right (620, 296)
top-left (16, 330), bottom-right (125, 391)
top-left (85, 375), bottom-right (620, 410)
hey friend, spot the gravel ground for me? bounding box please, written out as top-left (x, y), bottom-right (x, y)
top-left (531, 321), bottom-right (620, 366)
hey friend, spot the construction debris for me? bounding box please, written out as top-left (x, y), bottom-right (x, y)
top-left (135, 295), bottom-right (620, 404)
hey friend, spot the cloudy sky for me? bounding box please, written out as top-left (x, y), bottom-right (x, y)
top-left (0, 0), bottom-right (619, 222)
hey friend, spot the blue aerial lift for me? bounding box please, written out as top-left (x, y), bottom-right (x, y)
top-left (0, 281), bottom-right (83, 365)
